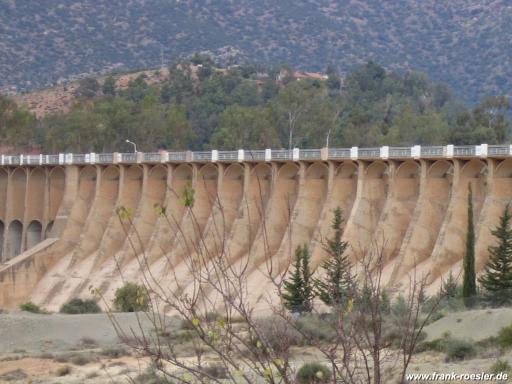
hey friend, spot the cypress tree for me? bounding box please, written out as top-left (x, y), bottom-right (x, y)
top-left (462, 182), bottom-right (477, 306)
top-left (315, 207), bottom-right (353, 307)
top-left (479, 204), bottom-right (512, 306)
top-left (282, 245), bottom-right (314, 313)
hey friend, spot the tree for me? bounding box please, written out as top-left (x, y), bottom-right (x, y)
top-left (114, 282), bottom-right (149, 312)
top-left (462, 182), bottom-right (477, 306)
top-left (102, 75), bottom-right (116, 97)
top-left (315, 207), bottom-right (353, 307)
top-left (282, 245), bottom-right (314, 313)
top-left (479, 204), bottom-right (512, 306)
top-left (75, 77), bottom-right (100, 99)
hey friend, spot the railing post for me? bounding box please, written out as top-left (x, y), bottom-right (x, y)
top-left (1, 155), bottom-right (4, 165)
top-left (411, 145), bottom-right (421, 159)
top-left (136, 152), bottom-right (143, 163)
top-left (58, 153), bottom-right (64, 165)
top-left (39, 154), bottom-right (43, 165)
top-left (211, 150), bottom-right (218, 162)
top-left (45, 155), bottom-right (49, 164)
top-left (445, 145), bottom-right (454, 158)
top-left (238, 149), bottom-right (244, 162)
top-left (20, 154), bottom-right (24, 165)
top-left (265, 148), bottom-right (271, 162)
top-left (477, 144), bottom-right (488, 158)
top-left (90, 152), bottom-right (96, 164)
top-left (320, 147), bottom-right (328, 161)
top-left (292, 148), bottom-right (300, 161)
top-left (113, 152), bottom-right (120, 164)
top-left (380, 146), bottom-right (389, 160)
top-left (160, 150), bottom-right (169, 163)
top-left (350, 146), bottom-right (358, 160)
top-left (186, 150), bottom-right (193, 162)
top-left (65, 153), bottom-right (73, 164)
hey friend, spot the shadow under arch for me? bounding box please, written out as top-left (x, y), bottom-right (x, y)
top-left (48, 167), bottom-right (65, 221)
top-left (428, 160), bottom-right (453, 178)
top-left (10, 167), bottom-right (27, 221)
top-left (26, 167), bottom-right (46, 222)
top-left (7, 219), bottom-right (23, 259)
top-left (0, 169), bottom-right (8, 221)
top-left (305, 161), bottom-right (328, 180)
top-left (336, 161), bottom-right (358, 179)
top-left (0, 220), bottom-right (3, 260)
top-left (78, 166), bottom-right (97, 208)
top-left (100, 165), bottom-right (120, 201)
top-left (396, 160), bottom-right (420, 179)
top-left (26, 220), bottom-right (42, 250)
top-left (45, 220), bottom-right (54, 239)
top-left (494, 158), bottom-right (512, 178)
top-left (366, 161), bottom-right (388, 179)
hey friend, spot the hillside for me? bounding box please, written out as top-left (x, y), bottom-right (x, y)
top-left (1, 0), bottom-right (512, 104)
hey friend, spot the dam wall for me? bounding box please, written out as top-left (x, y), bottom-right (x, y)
top-left (0, 144), bottom-right (511, 309)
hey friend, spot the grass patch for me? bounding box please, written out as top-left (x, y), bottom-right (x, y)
top-left (60, 298), bottom-right (101, 314)
top-left (19, 302), bottom-right (48, 314)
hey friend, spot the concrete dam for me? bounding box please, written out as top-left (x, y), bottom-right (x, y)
top-left (0, 144), bottom-right (511, 310)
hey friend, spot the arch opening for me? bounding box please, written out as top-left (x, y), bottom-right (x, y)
top-left (49, 167), bottom-right (65, 221)
top-left (428, 160), bottom-right (453, 178)
top-left (306, 162), bottom-right (328, 180)
top-left (45, 220), bottom-right (54, 239)
top-left (336, 162), bottom-right (358, 179)
top-left (7, 220), bottom-right (23, 259)
top-left (396, 161), bottom-right (420, 179)
top-left (26, 220), bottom-right (42, 250)
top-left (366, 161), bottom-right (387, 179)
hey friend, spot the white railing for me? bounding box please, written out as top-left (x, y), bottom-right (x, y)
top-left (193, 151), bottom-right (212, 162)
top-left (144, 153), bottom-right (161, 162)
top-left (299, 149), bottom-right (322, 160)
top-left (1, 144), bottom-right (509, 166)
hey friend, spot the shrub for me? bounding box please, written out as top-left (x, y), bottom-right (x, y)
top-left (415, 338), bottom-right (445, 353)
top-left (100, 346), bottom-right (129, 358)
top-left (445, 339), bottom-right (476, 361)
top-left (252, 316), bottom-right (303, 355)
top-left (296, 362), bottom-right (331, 384)
top-left (200, 363), bottom-right (229, 379)
top-left (60, 298), bottom-right (101, 314)
top-left (70, 354), bottom-right (92, 366)
top-left (498, 323), bottom-right (512, 350)
top-left (56, 365), bottom-right (71, 376)
top-left (296, 314), bottom-right (336, 343)
top-left (490, 360), bottom-right (511, 374)
top-left (19, 302), bottom-right (47, 314)
top-left (113, 283), bottom-right (149, 312)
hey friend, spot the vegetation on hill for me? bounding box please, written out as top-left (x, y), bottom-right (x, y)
top-left (1, 60), bottom-right (510, 153)
top-left (2, 1), bottom-right (512, 105)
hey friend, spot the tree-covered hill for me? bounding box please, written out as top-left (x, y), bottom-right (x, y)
top-left (1, 60), bottom-right (509, 153)
top-left (1, 0), bottom-right (512, 105)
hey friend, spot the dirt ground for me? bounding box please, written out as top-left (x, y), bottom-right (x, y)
top-left (0, 308), bottom-right (511, 383)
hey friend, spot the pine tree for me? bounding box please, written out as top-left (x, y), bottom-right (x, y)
top-left (440, 271), bottom-right (458, 299)
top-left (315, 207), bottom-right (353, 307)
top-left (462, 182), bottom-right (477, 306)
top-left (479, 204), bottom-right (512, 306)
top-left (282, 245), bottom-right (314, 313)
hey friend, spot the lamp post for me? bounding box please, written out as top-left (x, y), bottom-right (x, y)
top-left (125, 139), bottom-right (137, 153)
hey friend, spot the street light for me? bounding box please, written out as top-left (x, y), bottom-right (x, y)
top-left (125, 139), bottom-right (137, 153)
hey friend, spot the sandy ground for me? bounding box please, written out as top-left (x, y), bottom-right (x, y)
top-left (424, 307), bottom-right (512, 342)
top-left (0, 308), bottom-right (512, 383)
top-left (0, 312), bottom-right (178, 354)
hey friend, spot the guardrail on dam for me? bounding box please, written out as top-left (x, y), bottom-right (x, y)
top-left (0, 143), bottom-right (511, 309)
